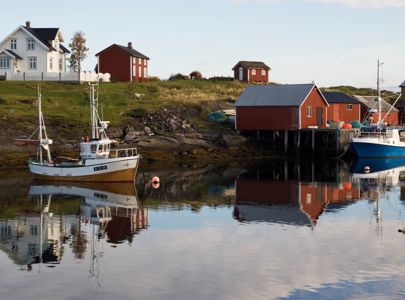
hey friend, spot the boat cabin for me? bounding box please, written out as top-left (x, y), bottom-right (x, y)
top-left (80, 139), bottom-right (111, 159)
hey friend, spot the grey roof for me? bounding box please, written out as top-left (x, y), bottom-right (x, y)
top-left (236, 84), bottom-right (318, 107)
top-left (400, 81), bottom-right (405, 88)
top-left (23, 26), bottom-right (69, 53)
top-left (322, 91), bottom-right (361, 104)
top-left (232, 61), bottom-right (270, 70)
top-left (353, 95), bottom-right (399, 112)
top-left (95, 44), bottom-right (149, 60)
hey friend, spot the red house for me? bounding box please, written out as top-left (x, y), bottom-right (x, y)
top-left (322, 91), bottom-right (361, 123)
top-left (95, 42), bottom-right (149, 82)
top-left (232, 61), bottom-right (270, 83)
top-left (354, 95), bottom-right (399, 125)
top-left (235, 83), bottom-right (329, 131)
top-left (394, 81), bottom-right (405, 124)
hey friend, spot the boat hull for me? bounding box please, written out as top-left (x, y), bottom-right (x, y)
top-left (350, 142), bottom-right (405, 158)
top-left (29, 156), bottom-right (140, 182)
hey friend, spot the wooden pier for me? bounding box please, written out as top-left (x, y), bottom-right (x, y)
top-left (248, 128), bottom-right (360, 157)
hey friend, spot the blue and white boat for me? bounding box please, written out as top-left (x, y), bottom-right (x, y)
top-left (350, 60), bottom-right (403, 158)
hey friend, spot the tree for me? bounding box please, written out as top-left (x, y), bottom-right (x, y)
top-left (68, 31), bottom-right (89, 74)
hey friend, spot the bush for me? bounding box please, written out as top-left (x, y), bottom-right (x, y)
top-left (169, 73), bottom-right (189, 80)
top-left (208, 76), bottom-right (234, 82)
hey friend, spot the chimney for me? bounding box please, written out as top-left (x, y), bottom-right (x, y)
top-left (128, 42), bottom-right (132, 49)
top-left (25, 21), bottom-right (31, 28)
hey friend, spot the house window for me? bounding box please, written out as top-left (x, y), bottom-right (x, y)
top-left (347, 104), bottom-right (353, 110)
top-left (138, 66), bottom-right (142, 77)
top-left (306, 106), bottom-right (312, 117)
top-left (50, 57), bottom-right (53, 70)
top-left (27, 38), bottom-right (35, 50)
top-left (59, 58), bottom-right (63, 71)
top-left (0, 57), bottom-right (10, 69)
top-left (252, 69), bottom-right (256, 75)
top-left (30, 225), bottom-right (38, 236)
top-left (144, 67), bottom-right (147, 78)
top-left (28, 57), bottom-right (37, 69)
top-left (10, 39), bottom-right (17, 50)
top-left (261, 69), bottom-right (265, 76)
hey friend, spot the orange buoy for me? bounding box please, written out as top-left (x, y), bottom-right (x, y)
top-left (152, 176), bottom-right (160, 189)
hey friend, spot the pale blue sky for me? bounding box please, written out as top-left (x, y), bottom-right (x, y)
top-left (1, 0), bottom-right (405, 89)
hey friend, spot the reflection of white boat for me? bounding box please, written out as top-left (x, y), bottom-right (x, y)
top-left (351, 158), bottom-right (405, 186)
top-left (23, 84), bottom-right (140, 182)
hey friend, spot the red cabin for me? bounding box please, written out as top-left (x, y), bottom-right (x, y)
top-left (235, 83), bottom-right (329, 131)
top-left (232, 61), bottom-right (270, 83)
top-left (322, 91), bottom-right (361, 123)
top-left (96, 42), bottom-right (149, 82)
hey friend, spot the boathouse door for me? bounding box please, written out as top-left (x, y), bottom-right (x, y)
top-left (316, 108), bottom-right (323, 126)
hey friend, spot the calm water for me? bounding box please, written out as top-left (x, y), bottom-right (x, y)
top-left (2, 159), bottom-right (405, 300)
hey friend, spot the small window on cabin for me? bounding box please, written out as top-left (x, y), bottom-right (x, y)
top-left (261, 69), bottom-right (265, 76)
top-left (347, 104), bottom-right (353, 110)
top-left (306, 106), bottom-right (312, 117)
top-left (91, 145), bottom-right (97, 153)
top-left (252, 69), bottom-right (256, 75)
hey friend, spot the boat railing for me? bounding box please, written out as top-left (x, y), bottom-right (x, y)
top-left (109, 148), bottom-right (138, 158)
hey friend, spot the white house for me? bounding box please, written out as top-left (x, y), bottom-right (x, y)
top-left (0, 21), bottom-right (70, 79)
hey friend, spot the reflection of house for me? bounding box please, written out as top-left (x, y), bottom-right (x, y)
top-left (234, 178), bottom-right (360, 225)
top-left (354, 95), bottom-right (399, 125)
top-left (0, 212), bottom-right (77, 267)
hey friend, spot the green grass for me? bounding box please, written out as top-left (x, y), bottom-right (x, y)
top-left (0, 80), bottom-right (246, 126)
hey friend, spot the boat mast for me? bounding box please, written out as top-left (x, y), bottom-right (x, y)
top-left (38, 86), bottom-right (43, 164)
top-left (377, 59), bottom-right (384, 125)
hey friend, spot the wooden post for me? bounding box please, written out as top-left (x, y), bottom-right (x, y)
top-left (311, 129), bottom-right (315, 153)
top-left (297, 130), bottom-right (301, 153)
top-left (23, 72), bottom-right (25, 81)
top-left (335, 129), bottom-right (340, 156)
top-left (284, 131), bottom-right (288, 154)
top-left (41, 72), bottom-right (44, 81)
top-left (284, 159), bottom-right (288, 180)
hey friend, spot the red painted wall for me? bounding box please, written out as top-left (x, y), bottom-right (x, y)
top-left (98, 46), bottom-right (130, 81)
top-left (300, 88), bottom-right (328, 128)
top-left (360, 105), bottom-right (399, 125)
top-left (233, 64), bottom-right (269, 83)
top-left (236, 106), bottom-right (299, 130)
top-left (328, 103), bottom-right (361, 123)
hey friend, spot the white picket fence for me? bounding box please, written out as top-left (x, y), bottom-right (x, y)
top-left (1, 71), bottom-right (110, 82)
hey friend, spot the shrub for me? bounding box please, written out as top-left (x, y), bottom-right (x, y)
top-left (169, 73), bottom-right (189, 80)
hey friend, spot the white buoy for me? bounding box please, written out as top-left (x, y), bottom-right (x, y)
top-left (364, 166), bottom-right (371, 173)
top-left (152, 176), bottom-right (160, 189)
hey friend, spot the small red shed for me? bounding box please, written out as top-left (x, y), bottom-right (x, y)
top-left (354, 95), bottom-right (399, 126)
top-left (95, 42), bottom-right (149, 82)
top-left (189, 71), bottom-right (202, 80)
top-left (235, 83), bottom-right (329, 131)
top-left (232, 61), bottom-right (270, 83)
top-left (322, 91), bottom-right (361, 123)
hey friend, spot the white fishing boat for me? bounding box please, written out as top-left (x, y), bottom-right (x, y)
top-left (350, 60), bottom-right (404, 158)
top-left (22, 83), bottom-right (141, 182)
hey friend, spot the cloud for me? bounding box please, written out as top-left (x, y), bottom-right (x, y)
top-left (226, 0), bottom-right (405, 8)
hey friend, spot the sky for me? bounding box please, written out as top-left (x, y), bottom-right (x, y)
top-left (1, 0), bottom-right (405, 89)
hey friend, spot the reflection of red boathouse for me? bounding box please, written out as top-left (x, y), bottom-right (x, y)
top-left (234, 179), bottom-right (360, 225)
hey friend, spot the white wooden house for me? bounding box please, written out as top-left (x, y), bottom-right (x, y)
top-left (0, 21), bottom-right (104, 82)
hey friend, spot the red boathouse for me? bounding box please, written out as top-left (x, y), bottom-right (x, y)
top-left (235, 83), bottom-right (329, 131)
top-left (232, 61), bottom-right (270, 83)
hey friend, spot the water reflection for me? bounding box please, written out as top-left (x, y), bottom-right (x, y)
top-left (0, 182), bottom-right (148, 271)
top-left (234, 160), bottom-right (361, 226)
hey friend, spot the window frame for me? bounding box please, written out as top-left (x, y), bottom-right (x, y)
top-left (347, 104), bottom-right (353, 110)
top-left (252, 69), bottom-right (256, 75)
top-left (28, 56), bottom-right (37, 70)
top-left (261, 69), bottom-right (265, 76)
top-left (27, 38), bottom-right (35, 51)
top-left (50, 57), bottom-right (53, 70)
top-left (0, 57), bottom-right (10, 69)
top-left (10, 38), bottom-right (17, 50)
top-left (306, 106), bottom-right (312, 117)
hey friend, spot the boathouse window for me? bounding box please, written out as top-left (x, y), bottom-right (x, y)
top-left (28, 57), bottom-right (37, 70)
top-left (138, 66), bottom-right (142, 77)
top-left (0, 57), bottom-right (10, 69)
top-left (91, 145), bottom-right (97, 153)
top-left (50, 57), bottom-right (53, 70)
top-left (261, 69), bottom-right (265, 75)
top-left (252, 69), bottom-right (256, 75)
top-left (347, 104), bottom-right (353, 110)
top-left (10, 39), bottom-right (17, 50)
top-left (27, 38), bottom-right (35, 51)
top-left (306, 106), bottom-right (312, 117)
